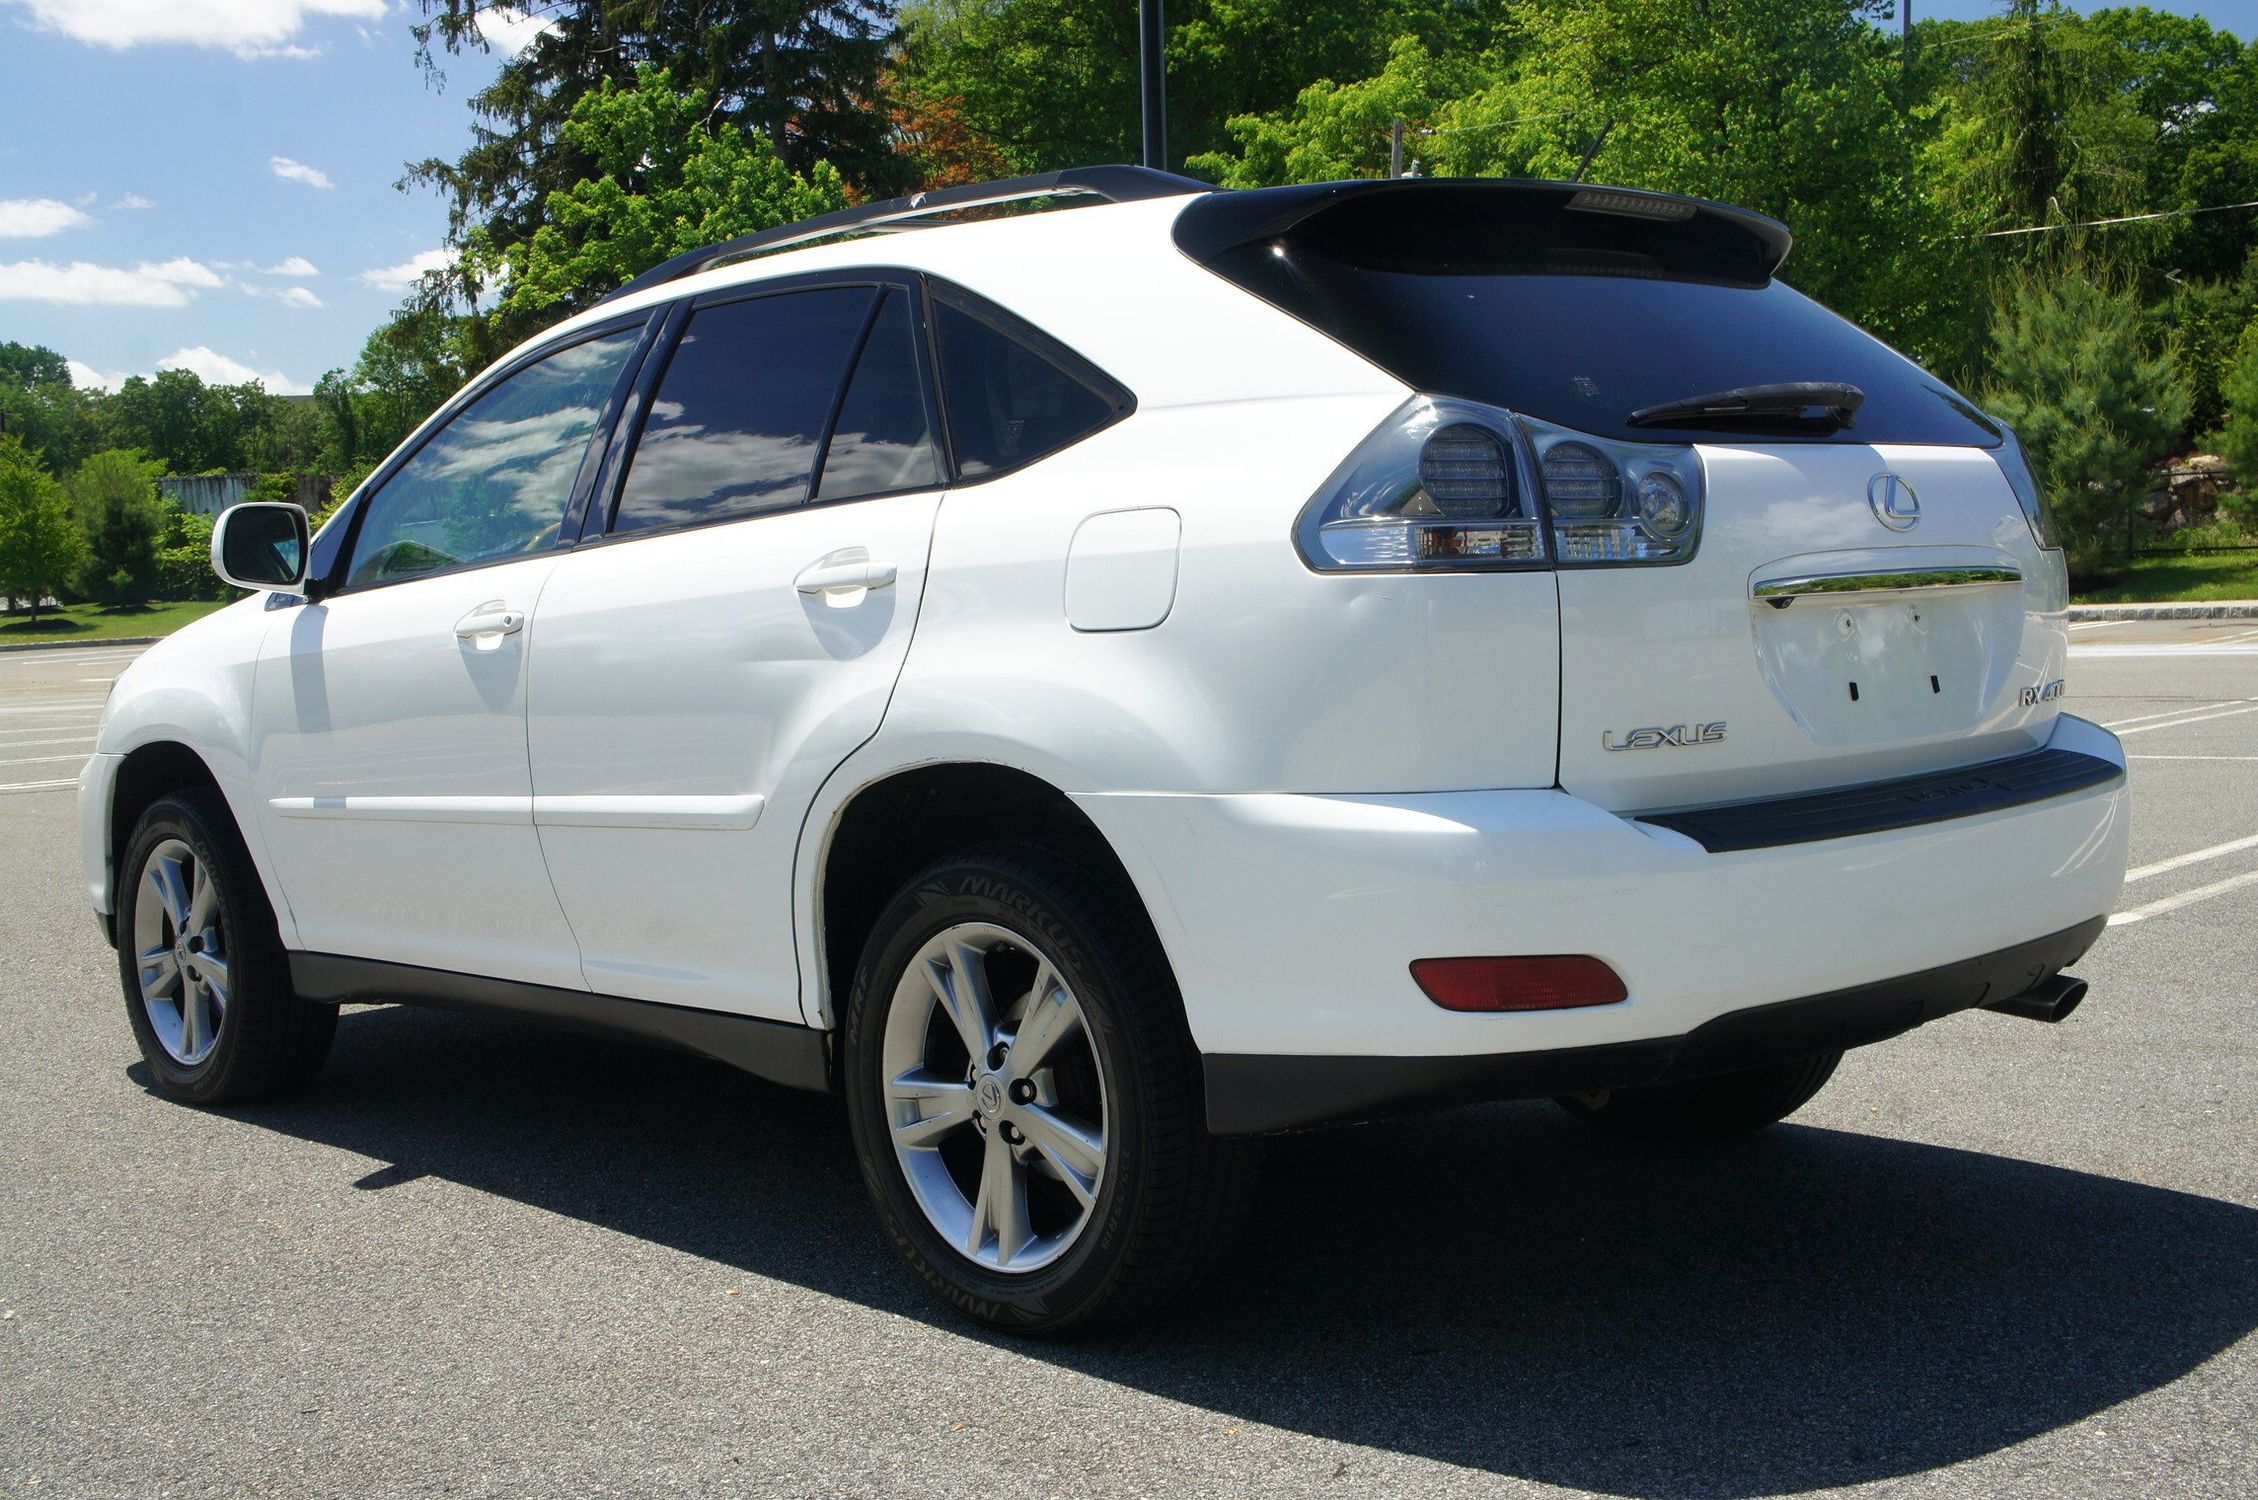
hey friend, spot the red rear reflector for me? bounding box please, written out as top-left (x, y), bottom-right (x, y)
top-left (1411, 956), bottom-right (1628, 1012)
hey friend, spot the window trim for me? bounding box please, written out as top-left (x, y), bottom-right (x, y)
top-left (317, 309), bottom-right (662, 599)
top-left (578, 269), bottom-right (955, 551)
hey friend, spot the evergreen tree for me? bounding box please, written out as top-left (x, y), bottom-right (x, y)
top-left (68, 450), bottom-right (166, 605)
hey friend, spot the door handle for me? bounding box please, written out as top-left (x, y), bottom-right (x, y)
top-left (454, 601), bottom-right (526, 649)
top-left (794, 548), bottom-right (897, 602)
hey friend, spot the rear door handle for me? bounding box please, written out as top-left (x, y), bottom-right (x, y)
top-left (794, 548), bottom-right (897, 602)
top-left (454, 601), bottom-right (526, 649)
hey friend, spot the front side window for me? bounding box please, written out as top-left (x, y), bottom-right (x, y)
top-left (345, 328), bottom-right (640, 588)
top-left (611, 287), bottom-right (877, 535)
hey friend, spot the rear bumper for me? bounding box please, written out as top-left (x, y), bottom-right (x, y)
top-left (1073, 712), bottom-right (2129, 1115)
top-left (1203, 917), bottom-right (2105, 1132)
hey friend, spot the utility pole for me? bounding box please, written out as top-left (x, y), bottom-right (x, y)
top-left (1390, 119), bottom-right (1405, 178)
top-left (1139, 0), bottom-right (1167, 170)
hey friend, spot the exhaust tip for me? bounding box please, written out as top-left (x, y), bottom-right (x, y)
top-left (1982, 973), bottom-right (2088, 1024)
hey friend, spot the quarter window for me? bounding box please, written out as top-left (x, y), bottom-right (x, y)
top-left (344, 328), bottom-right (640, 588)
top-left (611, 287), bottom-right (876, 534)
top-left (931, 294), bottom-right (1126, 477)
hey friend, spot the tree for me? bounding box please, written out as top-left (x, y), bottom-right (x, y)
top-left (484, 65), bottom-right (850, 318)
top-left (2212, 315), bottom-right (2258, 519)
top-left (0, 437), bottom-right (86, 626)
top-left (68, 449), bottom-right (166, 605)
top-left (1981, 273), bottom-right (2190, 555)
top-left (0, 341), bottom-right (70, 391)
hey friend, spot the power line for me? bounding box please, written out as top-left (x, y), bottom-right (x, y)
top-left (1980, 198), bottom-right (2258, 238)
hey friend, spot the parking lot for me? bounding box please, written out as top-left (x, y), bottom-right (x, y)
top-left (2, 623), bottom-right (2252, 1499)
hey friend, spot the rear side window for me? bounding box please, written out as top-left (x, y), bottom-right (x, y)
top-left (1184, 184), bottom-right (1998, 448)
top-left (612, 287), bottom-right (876, 534)
top-left (931, 291), bottom-right (1130, 477)
top-left (816, 289), bottom-right (943, 499)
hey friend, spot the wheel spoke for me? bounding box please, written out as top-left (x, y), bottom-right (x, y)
top-left (186, 864), bottom-right (217, 933)
top-left (194, 950), bottom-right (229, 1008)
top-left (146, 854), bottom-right (192, 931)
top-left (886, 1069), bottom-right (975, 1148)
top-left (179, 982), bottom-right (208, 1058)
top-left (136, 944), bottom-right (179, 998)
top-left (1017, 1103), bottom-right (1104, 1205)
top-left (925, 940), bottom-right (996, 1064)
top-left (969, 1127), bottom-right (1031, 1267)
top-left (1006, 964), bottom-right (1081, 1075)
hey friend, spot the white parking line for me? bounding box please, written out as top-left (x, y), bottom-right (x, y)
top-left (0, 777), bottom-right (75, 794)
top-left (2101, 700), bottom-right (2234, 729)
top-left (0, 701), bottom-right (105, 715)
top-left (2110, 867), bottom-right (2258, 926)
top-left (2114, 702), bottom-right (2258, 736)
top-left (0, 718), bottom-right (98, 736)
top-left (2072, 643), bottom-right (2258, 657)
top-left (2126, 832), bottom-right (2258, 883)
top-left (0, 752), bottom-right (89, 768)
top-left (2129, 754), bottom-right (2258, 761)
top-left (0, 736), bottom-right (94, 752)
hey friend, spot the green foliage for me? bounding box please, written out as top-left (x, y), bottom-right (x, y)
top-left (0, 341), bottom-right (70, 390)
top-left (0, 436), bottom-right (87, 625)
top-left (2212, 317), bottom-right (2258, 517)
top-left (484, 65), bottom-right (850, 317)
top-left (67, 449), bottom-right (167, 605)
top-left (1981, 274), bottom-right (2189, 555)
top-left (153, 499), bottom-right (225, 603)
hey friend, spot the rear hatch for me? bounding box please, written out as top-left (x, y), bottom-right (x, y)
top-left (1178, 180), bottom-right (2069, 812)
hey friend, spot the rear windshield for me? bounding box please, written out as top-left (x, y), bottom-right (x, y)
top-left (1189, 197), bottom-right (1999, 449)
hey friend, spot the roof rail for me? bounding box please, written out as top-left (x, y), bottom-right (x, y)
top-left (599, 164), bottom-right (1214, 306)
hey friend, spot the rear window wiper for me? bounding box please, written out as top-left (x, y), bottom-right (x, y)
top-left (1626, 381), bottom-right (1865, 431)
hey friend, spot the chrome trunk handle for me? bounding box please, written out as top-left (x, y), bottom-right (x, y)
top-left (1753, 566), bottom-right (2021, 608)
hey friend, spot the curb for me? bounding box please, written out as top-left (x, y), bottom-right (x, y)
top-left (0, 636), bottom-right (162, 654)
top-left (2067, 600), bottom-right (2258, 621)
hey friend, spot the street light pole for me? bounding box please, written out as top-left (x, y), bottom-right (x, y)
top-left (1139, 0), bottom-right (1167, 169)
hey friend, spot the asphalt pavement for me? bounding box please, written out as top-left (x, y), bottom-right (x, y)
top-left (2, 624), bottom-right (2253, 1498)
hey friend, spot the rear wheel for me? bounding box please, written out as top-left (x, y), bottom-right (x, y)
top-left (1557, 1051), bottom-right (1842, 1137)
top-left (117, 789), bottom-right (335, 1105)
top-left (842, 841), bottom-right (1252, 1334)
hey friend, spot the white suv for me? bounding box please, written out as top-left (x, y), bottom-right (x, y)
top-left (81, 169), bottom-right (2129, 1332)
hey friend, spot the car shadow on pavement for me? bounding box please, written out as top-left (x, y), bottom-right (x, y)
top-left (193, 1003), bottom-right (2258, 1500)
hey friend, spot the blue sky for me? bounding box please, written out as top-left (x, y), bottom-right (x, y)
top-left (0, 1), bottom-right (2252, 398)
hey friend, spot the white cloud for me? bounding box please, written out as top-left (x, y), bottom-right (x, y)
top-left (66, 359), bottom-right (124, 392)
top-left (261, 255), bottom-right (318, 276)
top-left (269, 155), bottom-right (334, 190)
top-left (359, 247), bottom-right (451, 292)
top-left (482, 5), bottom-right (556, 57)
top-left (158, 345), bottom-right (308, 394)
top-left (0, 1), bottom-right (386, 57)
top-left (0, 197), bottom-right (92, 238)
top-left (0, 256), bottom-right (223, 307)
top-left (109, 193), bottom-right (156, 212)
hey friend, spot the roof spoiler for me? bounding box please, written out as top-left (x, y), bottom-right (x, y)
top-left (1172, 179), bottom-right (1793, 286)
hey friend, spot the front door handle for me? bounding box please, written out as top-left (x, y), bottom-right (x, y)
top-left (794, 547), bottom-right (897, 603)
top-left (454, 601), bottom-right (526, 649)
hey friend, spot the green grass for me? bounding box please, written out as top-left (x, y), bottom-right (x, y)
top-left (0, 598), bottom-right (234, 644)
top-left (2071, 551), bottom-right (2258, 605)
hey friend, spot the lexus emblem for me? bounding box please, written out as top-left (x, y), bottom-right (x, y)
top-left (1868, 473), bottom-right (1920, 531)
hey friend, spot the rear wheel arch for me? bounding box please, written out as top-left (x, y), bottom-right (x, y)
top-left (814, 764), bottom-right (1168, 1040)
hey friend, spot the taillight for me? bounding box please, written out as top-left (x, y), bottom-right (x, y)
top-left (1298, 397), bottom-right (1703, 573)
top-left (1411, 955), bottom-right (1629, 1012)
top-left (1991, 425), bottom-right (2060, 551)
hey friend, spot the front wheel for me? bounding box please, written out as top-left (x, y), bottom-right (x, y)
top-left (842, 842), bottom-right (1252, 1335)
top-left (116, 789), bottom-right (335, 1105)
top-left (1557, 1051), bottom-right (1843, 1137)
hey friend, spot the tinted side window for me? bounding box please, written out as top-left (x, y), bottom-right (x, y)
top-left (932, 297), bottom-right (1125, 477)
top-left (346, 328), bottom-right (640, 588)
top-left (612, 287), bottom-right (876, 534)
top-left (815, 289), bottom-right (942, 500)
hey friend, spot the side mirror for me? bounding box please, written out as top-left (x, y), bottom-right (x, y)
top-left (211, 502), bottom-right (311, 592)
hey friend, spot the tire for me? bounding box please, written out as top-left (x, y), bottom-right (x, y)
top-left (1557, 1051), bottom-right (1842, 1137)
top-left (842, 840), bottom-right (1254, 1335)
top-left (116, 788), bottom-right (335, 1105)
